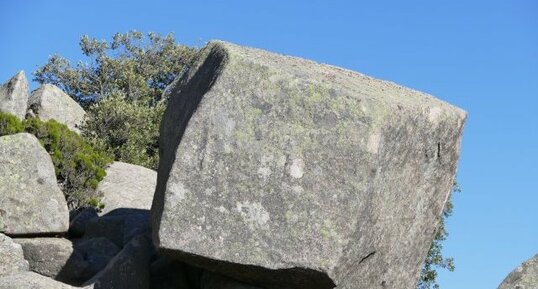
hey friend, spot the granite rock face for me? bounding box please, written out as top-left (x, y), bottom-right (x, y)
top-left (0, 133), bottom-right (69, 235)
top-left (28, 84), bottom-right (86, 132)
top-left (498, 254), bottom-right (538, 289)
top-left (0, 233), bottom-right (28, 277)
top-left (0, 71), bottom-right (29, 119)
top-left (97, 162), bottom-right (157, 215)
top-left (0, 271), bottom-right (84, 289)
top-left (152, 41), bottom-right (467, 289)
top-left (15, 238), bottom-right (85, 283)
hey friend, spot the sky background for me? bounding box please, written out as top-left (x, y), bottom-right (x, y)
top-left (1, 1), bottom-right (536, 288)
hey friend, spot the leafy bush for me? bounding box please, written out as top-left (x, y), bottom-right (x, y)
top-left (81, 94), bottom-right (164, 169)
top-left (33, 31), bottom-right (197, 168)
top-left (0, 112), bottom-right (24, 135)
top-left (0, 112), bottom-right (112, 210)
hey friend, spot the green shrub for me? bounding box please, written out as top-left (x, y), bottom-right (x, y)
top-left (33, 31), bottom-right (197, 168)
top-left (0, 112), bottom-right (24, 135)
top-left (0, 112), bottom-right (112, 210)
top-left (81, 94), bottom-right (164, 170)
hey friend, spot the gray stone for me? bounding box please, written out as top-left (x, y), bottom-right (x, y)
top-left (15, 237), bottom-right (123, 286)
top-left (28, 84), bottom-right (86, 132)
top-left (15, 237), bottom-right (89, 284)
top-left (83, 235), bottom-right (153, 289)
top-left (97, 162), bottom-right (157, 215)
top-left (0, 71), bottom-right (29, 119)
top-left (0, 133), bottom-right (69, 235)
top-left (0, 271), bottom-right (86, 289)
top-left (498, 254), bottom-right (538, 289)
top-left (201, 271), bottom-right (263, 289)
top-left (0, 233), bottom-right (28, 277)
top-left (69, 207), bottom-right (99, 238)
top-left (152, 41), bottom-right (467, 289)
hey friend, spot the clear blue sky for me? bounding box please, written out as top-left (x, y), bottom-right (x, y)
top-left (1, 1), bottom-right (536, 288)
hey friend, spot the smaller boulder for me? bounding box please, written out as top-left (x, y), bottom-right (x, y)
top-left (97, 162), bottom-right (157, 215)
top-left (0, 233), bottom-right (28, 277)
top-left (83, 235), bottom-right (154, 289)
top-left (14, 238), bottom-right (85, 284)
top-left (498, 254), bottom-right (538, 289)
top-left (0, 133), bottom-right (69, 235)
top-left (0, 71), bottom-right (29, 119)
top-left (27, 84), bottom-right (86, 132)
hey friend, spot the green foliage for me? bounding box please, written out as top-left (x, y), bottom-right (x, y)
top-left (33, 31), bottom-right (196, 168)
top-left (0, 112), bottom-right (112, 210)
top-left (0, 112), bottom-right (24, 135)
top-left (417, 182), bottom-right (461, 289)
top-left (82, 94), bottom-right (164, 169)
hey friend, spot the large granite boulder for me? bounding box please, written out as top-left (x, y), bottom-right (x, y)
top-left (28, 84), bottom-right (86, 132)
top-left (0, 71), bottom-right (29, 119)
top-left (0, 133), bottom-right (69, 235)
top-left (0, 233), bottom-right (28, 277)
top-left (152, 41), bottom-right (467, 289)
top-left (498, 254), bottom-right (538, 289)
top-left (97, 162), bottom-right (157, 215)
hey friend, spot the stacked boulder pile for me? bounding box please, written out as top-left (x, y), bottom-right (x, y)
top-left (0, 41), bottom-right (466, 289)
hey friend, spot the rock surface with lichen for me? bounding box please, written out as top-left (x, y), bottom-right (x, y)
top-left (97, 161), bottom-right (157, 215)
top-left (0, 133), bottom-right (69, 235)
top-left (498, 254), bottom-right (538, 289)
top-left (152, 41), bottom-right (467, 289)
top-left (28, 84), bottom-right (86, 132)
top-left (0, 71), bottom-right (29, 119)
top-left (0, 233), bottom-right (29, 277)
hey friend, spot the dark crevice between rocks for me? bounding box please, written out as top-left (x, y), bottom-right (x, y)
top-left (3, 231), bottom-right (66, 238)
top-left (151, 44), bottom-right (228, 242)
top-left (159, 248), bottom-right (336, 289)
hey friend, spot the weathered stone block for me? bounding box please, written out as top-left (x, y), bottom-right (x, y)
top-left (97, 162), bottom-right (157, 215)
top-left (28, 84), bottom-right (86, 132)
top-left (0, 71), bottom-right (29, 119)
top-left (0, 233), bottom-right (28, 277)
top-left (0, 133), bottom-right (69, 235)
top-left (152, 41), bottom-right (466, 289)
